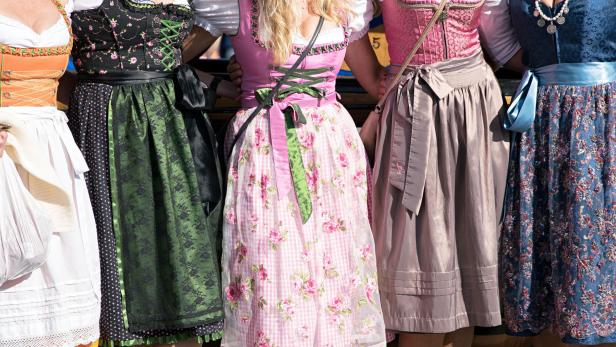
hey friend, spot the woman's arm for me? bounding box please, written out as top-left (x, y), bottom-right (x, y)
top-left (502, 49), bottom-right (525, 73)
top-left (184, 0), bottom-right (240, 62)
top-left (182, 27), bottom-right (239, 100)
top-left (194, 69), bottom-right (239, 100)
top-left (345, 34), bottom-right (385, 100)
top-left (182, 26), bottom-right (220, 64)
top-left (479, 0), bottom-right (526, 72)
top-left (57, 71), bottom-right (77, 107)
top-left (182, 0), bottom-right (240, 99)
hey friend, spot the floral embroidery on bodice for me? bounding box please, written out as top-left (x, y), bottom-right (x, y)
top-left (381, 0), bottom-right (485, 65)
top-left (71, 0), bottom-right (193, 74)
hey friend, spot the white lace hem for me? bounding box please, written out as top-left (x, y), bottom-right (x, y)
top-left (0, 325), bottom-right (99, 347)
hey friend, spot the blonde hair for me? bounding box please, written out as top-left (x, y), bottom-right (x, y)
top-left (256, 0), bottom-right (350, 64)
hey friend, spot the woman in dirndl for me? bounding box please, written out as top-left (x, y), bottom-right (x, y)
top-left (68, 0), bottom-right (236, 345)
top-left (182, 0), bottom-right (387, 345)
top-left (344, 0), bottom-right (518, 345)
top-left (0, 1), bottom-right (101, 346)
top-left (482, 0), bottom-right (616, 346)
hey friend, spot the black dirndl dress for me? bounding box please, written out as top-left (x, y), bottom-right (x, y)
top-left (69, 0), bottom-right (224, 345)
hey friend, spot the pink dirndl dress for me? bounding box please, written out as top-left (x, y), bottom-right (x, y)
top-left (220, 1), bottom-right (386, 346)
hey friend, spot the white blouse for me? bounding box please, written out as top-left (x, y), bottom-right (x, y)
top-left (479, 0), bottom-right (520, 67)
top-left (195, 0), bottom-right (374, 44)
top-left (0, 0), bottom-right (73, 48)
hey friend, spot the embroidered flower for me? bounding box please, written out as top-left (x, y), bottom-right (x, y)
top-left (344, 131), bottom-right (355, 148)
top-left (323, 254), bottom-right (339, 278)
top-left (332, 174), bottom-right (346, 190)
top-left (254, 127), bottom-right (270, 154)
top-left (252, 264), bottom-right (268, 281)
top-left (254, 127), bottom-right (264, 147)
top-left (225, 276), bottom-right (253, 310)
top-left (338, 152), bottom-right (349, 168)
top-left (311, 112), bottom-right (324, 127)
top-left (360, 244), bottom-right (372, 261)
top-left (302, 278), bottom-right (318, 296)
top-left (260, 174), bottom-right (270, 203)
top-left (306, 168), bottom-right (319, 191)
top-left (327, 296), bottom-right (352, 329)
top-left (353, 170), bottom-right (366, 187)
top-left (365, 277), bottom-right (377, 303)
top-left (248, 212), bottom-right (259, 233)
top-left (322, 214), bottom-right (346, 234)
top-left (268, 229), bottom-right (286, 250)
top-left (255, 331), bottom-right (272, 347)
top-left (225, 209), bottom-right (237, 225)
top-left (277, 298), bottom-right (296, 321)
top-left (236, 242), bottom-right (247, 263)
top-left (298, 131), bottom-right (315, 148)
top-left (229, 167), bottom-right (239, 182)
top-left (292, 273), bottom-right (321, 298)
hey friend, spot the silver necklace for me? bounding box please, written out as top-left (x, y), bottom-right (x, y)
top-left (533, 0), bottom-right (570, 34)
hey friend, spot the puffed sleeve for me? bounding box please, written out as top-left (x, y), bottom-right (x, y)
top-left (64, 0), bottom-right (73, 15)
top-left (479, 0), bottom-right (521, 67)
top-left (72, 0), bottom-right (103, 12)
top-left (192, 0), bottom-right (240, 37)
top-left (348, 0), bottom-right (374, 42)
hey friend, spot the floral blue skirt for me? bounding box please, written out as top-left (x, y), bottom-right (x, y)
top-left (500, 81), bottom-right (616, 345)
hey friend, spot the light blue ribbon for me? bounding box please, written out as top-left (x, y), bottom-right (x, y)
top-left (505, 62), bottom-right (616, 133)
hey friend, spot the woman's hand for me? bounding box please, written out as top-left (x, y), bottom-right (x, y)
top-left (217, 79), bottom-right (240, 100)
top-left (226, 55), bottom-right (243, 89)
top-left (195, 70), bottom-right (240, 100)
top-left (0, 130), bottom-right (8, 158)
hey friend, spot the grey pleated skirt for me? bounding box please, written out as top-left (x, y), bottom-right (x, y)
top-left (372, 52), bottom-right (509, 333)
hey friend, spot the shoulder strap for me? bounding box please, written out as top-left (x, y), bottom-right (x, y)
top-left (377, 0), bottom-right (448, 108)
top-left (226, 16), bottom-right (325, 160)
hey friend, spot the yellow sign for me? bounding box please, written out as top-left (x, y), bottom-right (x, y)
top-left (341, 1), bottom-right (390, 73)
top-left (341, 25), bottom-right (391, 72)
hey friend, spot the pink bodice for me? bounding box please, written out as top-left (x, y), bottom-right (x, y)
top-left (381, 0), bottom-right (484, 66)
top-left (230, 0), bottom-right (349, 200)
top-left (232, 0), bottom-right (347, 108)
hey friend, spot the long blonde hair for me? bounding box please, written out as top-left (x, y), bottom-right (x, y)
top-left (256, 0), bottom-right (350, 64)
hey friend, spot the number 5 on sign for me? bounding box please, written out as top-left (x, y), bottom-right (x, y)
top-left (340, 17), bottom-right (390, 75)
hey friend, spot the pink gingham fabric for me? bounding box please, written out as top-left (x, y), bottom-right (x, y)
top-left (221, 104), bottom-right (386, 346)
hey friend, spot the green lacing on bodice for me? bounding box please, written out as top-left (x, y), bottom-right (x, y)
top-left (160, 19), bottom-right (182, 71)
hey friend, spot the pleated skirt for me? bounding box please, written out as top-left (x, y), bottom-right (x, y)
top-left (372, 53), bottom-right (509, 333)
top-left (0, 107), bottom-right (101, 347)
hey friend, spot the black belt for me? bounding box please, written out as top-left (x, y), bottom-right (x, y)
top-left (78, 65), bottom-right (212, 111)
top-left (78, 70), bottom-right (173, 85)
